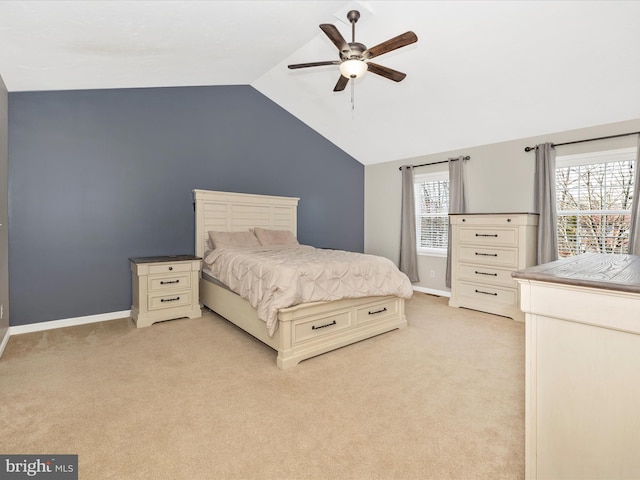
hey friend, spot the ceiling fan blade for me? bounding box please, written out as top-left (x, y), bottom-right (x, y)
top-left (333, 75), bottom-right (349, 92)
top-left (366, 62), bottom-right (407, 82)
top-left (320, 24), bottom-right (348, 52)
top-left (288, 60), bottom-right (340, 70)
top-left (364, 31), bottom-right (418, 59)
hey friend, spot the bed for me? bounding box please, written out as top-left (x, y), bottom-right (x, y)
top-left (193, 189), bottom-right (411, 369)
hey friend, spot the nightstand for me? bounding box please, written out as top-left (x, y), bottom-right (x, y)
top-left (129, 255), bottom-right (202, 328)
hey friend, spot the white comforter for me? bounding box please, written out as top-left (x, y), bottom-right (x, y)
top-left (203, 245), bottom-right (413, 336)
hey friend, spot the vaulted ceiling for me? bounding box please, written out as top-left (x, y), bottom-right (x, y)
top-left (1, 1), bottom-right (639, 165)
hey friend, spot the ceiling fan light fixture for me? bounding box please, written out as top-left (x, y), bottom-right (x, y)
top-left (287, 10), bottom-right (418, 94)
top-left (339, 59), bottom-right (367, 79)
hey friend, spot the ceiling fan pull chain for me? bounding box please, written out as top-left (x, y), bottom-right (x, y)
top-left (351, 78), bottom-right (355, 114)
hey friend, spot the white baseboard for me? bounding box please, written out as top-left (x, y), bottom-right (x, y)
top-left (8, 310), bottom-right (132, 337)
top-left (413, 286), bottom-right (451, 298)
top-left (0, 329), bottom-right (10, 358)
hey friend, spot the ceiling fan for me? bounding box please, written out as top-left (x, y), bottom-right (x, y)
top-left (288, 10), bottom-right (418, 92)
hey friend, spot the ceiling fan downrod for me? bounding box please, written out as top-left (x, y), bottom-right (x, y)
top-left (347, 10), bottom-right (360, 43)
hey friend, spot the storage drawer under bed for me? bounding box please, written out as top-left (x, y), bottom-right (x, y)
top-left (292, 310), bottom-right (352, 344)
top-left (288, 297), bottom-right (403, 346)
top-left (356, 298), bottom-right (400, 325)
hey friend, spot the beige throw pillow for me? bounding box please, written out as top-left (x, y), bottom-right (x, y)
top-left (208, 230), bottom-right (260, 249)
top-left (253, 227), bottom-right (299, 246)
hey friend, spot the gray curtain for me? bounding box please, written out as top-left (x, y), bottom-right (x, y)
top-left (628, 134), bottom-right (640, 255)
top-left (399, 165), bottom-right (420, 281)
top-left (445, 156), bottom-right (467, 288)
top-left (534, 142), bottom-right (558, 264)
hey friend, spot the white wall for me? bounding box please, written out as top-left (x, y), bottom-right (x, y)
top-left (365, 118), bottom-right (640, 294)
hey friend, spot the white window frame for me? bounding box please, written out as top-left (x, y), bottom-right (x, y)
top-left (556, 147), bottom-right (636, 257)
top-left (414, 169), bottom-right (449, 257)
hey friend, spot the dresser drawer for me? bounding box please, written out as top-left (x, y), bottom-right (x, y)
top-left (356, 298), bottom-right (399, 325)
top-left (293, 310), bottom-right (352, 344)
top-left (458, 246), bottom-right (518, 268)
top-left (457, 282), bottom-right (517, 307)
top-left (148, 291), bottom-right (192, 310)
top-left (148, 273), bottom-right (191, 291)
top-left (458, 227), bottom-right (518, 247)
top-left (449, 213), bottom-right (537, 321)
top-left (148, 262), bottom-right (193, 275)
top-left (451, 215), bottom-right (534, 227)
top-left (457, 264), bottom-right (516, 287)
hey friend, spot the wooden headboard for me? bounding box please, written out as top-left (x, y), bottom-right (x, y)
top-left (193, 189), bottom-right (300, 258)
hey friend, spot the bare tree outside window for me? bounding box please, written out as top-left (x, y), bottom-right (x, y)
top-left (556, 160), bottom-right (634, 257)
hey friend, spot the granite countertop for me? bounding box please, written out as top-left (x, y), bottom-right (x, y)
top-left (512, 252), bottom-right (640, 294)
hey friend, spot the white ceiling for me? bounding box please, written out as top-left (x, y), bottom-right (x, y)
top-left (1, 1), bottom-right (639, 165)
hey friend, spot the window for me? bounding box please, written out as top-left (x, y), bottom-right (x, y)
top-left (414, 170), bottom-right (449, 255)
top-left (556, 148), bottom-right (636, 257)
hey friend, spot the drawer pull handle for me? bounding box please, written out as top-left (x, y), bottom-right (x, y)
top-left (475, 271), bottom-right (498, 276)
top-left (475, 252), bottom-right (498, 257)
top-left (312, 320), bottom-right (337, 330)
top-left (160, 280), bottom-right (180, 285)
top-left (160, 296), bottom-right (180, 303)
top-left (168, 266), bottom-right (173, 271)
top-left (369, 307), bottom-right (388, 315)
top-left (475, 234), bottom-right (498, 237)
top-left (475, 289), bottom-right (497, 296)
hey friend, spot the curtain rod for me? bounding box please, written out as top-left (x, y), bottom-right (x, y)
top-left (398, 155), bottom-right (470, 171)
top-left (523, 131), bottom-right (640, 152)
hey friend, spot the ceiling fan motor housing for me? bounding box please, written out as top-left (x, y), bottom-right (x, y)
top-left (341, 42), bottom-right (367, 61)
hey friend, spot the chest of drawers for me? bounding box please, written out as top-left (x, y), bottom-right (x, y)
top-left (449, 213), bottom-right (538, 321)
top-left (130, 255), bottom-right (202, 328)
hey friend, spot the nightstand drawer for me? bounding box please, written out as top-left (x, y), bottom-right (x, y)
top-left (148, 273), bottom-right (191, 291)
top-left (148, 291), bottom-right (192, 310)
top-left (149, 263), bottom-right (193, 275)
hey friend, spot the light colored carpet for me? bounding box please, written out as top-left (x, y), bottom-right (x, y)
top-left (0, 293), bottom-right (524, 479)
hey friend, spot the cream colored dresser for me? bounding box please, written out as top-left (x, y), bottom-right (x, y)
top-left (130, 255), bottom-right (202, 328)
top-left (449, 213), bottom-right (538, 321)
top-left (514, 253), bottom-right (640, 479)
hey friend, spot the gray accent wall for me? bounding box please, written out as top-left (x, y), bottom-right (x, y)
top-left (8, 85), bottom-right (363, 326)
